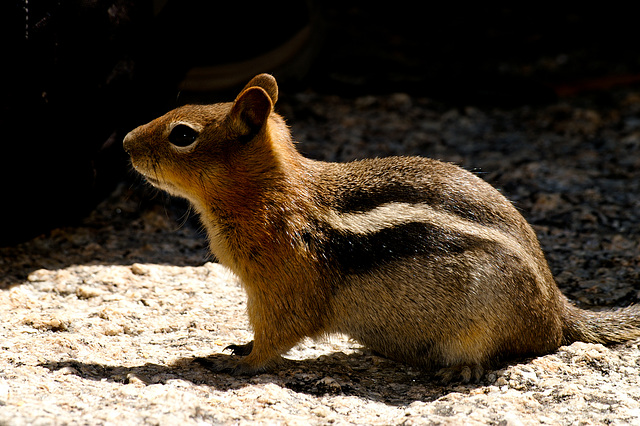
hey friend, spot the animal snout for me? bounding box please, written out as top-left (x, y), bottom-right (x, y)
top-left (122, 132), bottom-right (135, 154)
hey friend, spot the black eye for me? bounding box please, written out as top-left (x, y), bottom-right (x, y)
top-left (168, 124), bottom-right (199, 147)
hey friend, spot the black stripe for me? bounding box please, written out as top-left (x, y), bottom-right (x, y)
top-left (305, 221), bottom-right (491, 275)
top-left (335, 183), bottom-right (425, 213)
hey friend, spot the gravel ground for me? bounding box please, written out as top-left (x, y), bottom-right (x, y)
top-left (1, 85), bottom-right (640, 425)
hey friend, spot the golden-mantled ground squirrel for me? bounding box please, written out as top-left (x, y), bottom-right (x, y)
top-left (123, 74), bottom-right (640, 382)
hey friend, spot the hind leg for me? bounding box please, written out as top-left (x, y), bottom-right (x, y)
top-left (435, 364), bottom-right (485, 384)
top-left (428, 325), bottom-right (495, 383)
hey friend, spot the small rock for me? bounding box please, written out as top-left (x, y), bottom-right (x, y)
top-left (76, 285), bottom-right (103, 299)
top-left (57, 366), bottom-right (79, 376)
top-left (103, 323), bottom-right (123, 336)
top-left (311, 405), bottom-right (332, 418)
top-left (23, 314), bottom-right (69, 332)
top-left (316, 376), bottom-right (342, 393)
top-left (27, 269), bottom-right (51, 282)
top-left (131, 263), bottom-right (149, 276)
top-left (126, 373), bottom-right (149, 386)
top-left (495, 377), bottom-right (508, 387)
top-left (256, 383), bottom-right (289, 405)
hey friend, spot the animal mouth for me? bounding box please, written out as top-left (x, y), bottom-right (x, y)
top-left (144, 175), bottom-right (161, 185)
top-left (130, 160), bottom-right (163, 187)
top-left (141, 172), bottom-right (180, 195)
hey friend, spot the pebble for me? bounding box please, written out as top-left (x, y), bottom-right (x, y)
top-left (131, 263), bottom-right (149, 276)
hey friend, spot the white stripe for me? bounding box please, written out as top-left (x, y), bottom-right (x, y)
top-left (323, 202), bottom-right (525, 258)
top-left (323, 203), bottom-right (430, 234)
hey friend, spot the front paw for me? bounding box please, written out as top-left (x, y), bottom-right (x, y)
top-left (195, 353), bottom-right (278, 376)
top-left (224, 340), bottom-right (254, 357)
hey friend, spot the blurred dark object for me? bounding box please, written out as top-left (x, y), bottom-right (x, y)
top-left (1, 0), bottom-right (149, 246)
top-left (144, 0), bottom-right (321, 102)
top-left (311, 3), bottom-right (640, 105)
top-left (0, 0), bottom-right (317, 246)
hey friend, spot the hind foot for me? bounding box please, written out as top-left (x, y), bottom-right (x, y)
top-left (436, 364), bottom-right (484, 384)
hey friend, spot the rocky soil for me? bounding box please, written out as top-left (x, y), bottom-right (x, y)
top-left (2, 85), bottom-right (640, 425)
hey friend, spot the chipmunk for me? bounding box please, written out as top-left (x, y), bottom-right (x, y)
top-left (123, 73), bottom-right (640, 382)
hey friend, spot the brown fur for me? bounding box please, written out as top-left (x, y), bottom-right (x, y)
top-left (123, 74), bottom-right (640, 381)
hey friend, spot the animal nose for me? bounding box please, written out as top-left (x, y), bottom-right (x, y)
top-left (122, 132), bottom-right (134, 154)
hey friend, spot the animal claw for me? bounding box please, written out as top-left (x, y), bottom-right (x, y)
top-left (224, 341), bottom-right (254, 357)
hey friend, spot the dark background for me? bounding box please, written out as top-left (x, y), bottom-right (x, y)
top-left (2, 1), bottom-right (639, 245)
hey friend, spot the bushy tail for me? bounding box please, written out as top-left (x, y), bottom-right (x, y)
top-left (562, 298), bottom-right (640, 345)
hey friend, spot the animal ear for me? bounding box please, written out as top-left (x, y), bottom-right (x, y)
top-left (238, 73), bottom-right (278, 105)
top-left (229, 85), bottom-right (274, 141)
top-left (228, 74), bottom-right (279, 142)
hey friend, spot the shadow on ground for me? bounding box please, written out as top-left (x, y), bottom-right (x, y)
top-left (40, 350), bottom-right (498, 406)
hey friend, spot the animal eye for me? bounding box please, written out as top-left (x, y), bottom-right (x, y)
top-left (168, 124), bottom-right (199, 147)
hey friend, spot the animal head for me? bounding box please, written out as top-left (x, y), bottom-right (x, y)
top-left (123, 74), bottom-right (286, 206)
